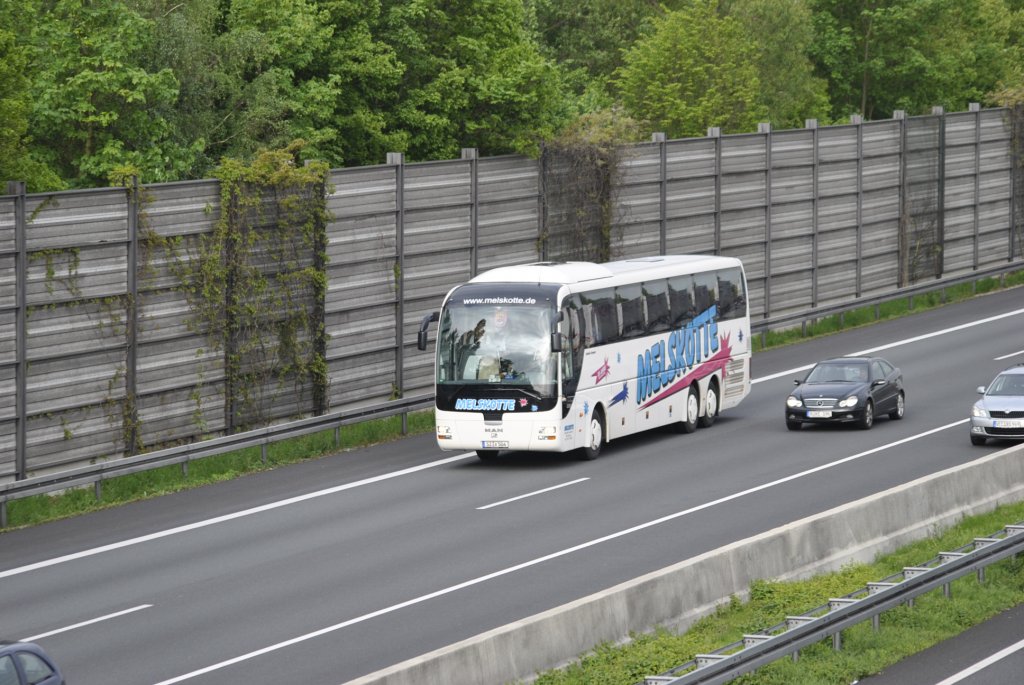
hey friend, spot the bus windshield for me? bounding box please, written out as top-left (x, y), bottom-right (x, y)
top-left (437, 292), bottom-right (557, 396)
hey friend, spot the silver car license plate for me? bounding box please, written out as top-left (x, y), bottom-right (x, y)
top-left (994, 420), bottom-right (1023, 429)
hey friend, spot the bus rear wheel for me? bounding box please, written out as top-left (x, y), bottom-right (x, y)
top-left (581, 408), bottom-right (604, 460)
top-left (698, 379), bottom-right (719, 428)
top-left (476, 449), bottom-right (499, 461)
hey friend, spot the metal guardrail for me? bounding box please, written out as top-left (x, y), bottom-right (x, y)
top-left (0, 393), bottom-right (434, 527)
top-left (750, 262), bottom-right (1023, 340)
top-left (1, 262), bottom-right (1021, 529)
top-left (643, 521), bottom-right (1024, 685)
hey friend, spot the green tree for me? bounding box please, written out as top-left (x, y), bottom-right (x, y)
top-left (0, 14), bottom-right (64, 192)
top-left (28, 0), bottom-right (190, 187)
top-left (380, 0), bottom-right (572, 160)
top-left (533, 0), bottom-right (663, 108)
top-left (721, 0), bottom-right (830, 128)
top-left (616, 0), bottom-right (765, 137)
top-left (810, 0), bottom-right (1017, 120)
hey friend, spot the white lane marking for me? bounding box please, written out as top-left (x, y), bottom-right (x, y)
top-left (933, 635), bottom-right (1024, 685)
top-left (752, 306), bottom-right (1024, 385)
top-left (153, 419), bottom-right (967, 684)
top-left (477, 478), bottom-right (590, 510)
top-left (22, 604), bottom-right (153, 641)
top-left (0, 453), bottom-right (476, 580)
top-left (995, 349), bottom-right (1024, 361)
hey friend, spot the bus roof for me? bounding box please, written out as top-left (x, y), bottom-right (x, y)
top-left (467, 255), bottom-right (743, 289)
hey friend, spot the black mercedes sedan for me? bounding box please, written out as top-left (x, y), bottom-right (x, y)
top-left (785, 356), bottom-right (904, 430)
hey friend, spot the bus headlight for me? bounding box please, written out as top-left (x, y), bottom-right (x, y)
top-left (437, 425), bottom-right (453, 440)
top-left (537, 425), bottom-right (557, 440)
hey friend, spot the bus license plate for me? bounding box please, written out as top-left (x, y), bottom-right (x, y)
top-left (482, 440), bottom-right (509, 448)
top-left (994, 420), bottom-right (1023, 429)
top-left (807, 410), bottom-right (832, 418)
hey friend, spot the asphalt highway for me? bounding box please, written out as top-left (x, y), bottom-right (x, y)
top-left (1, 287), bottom-right (1022, 685)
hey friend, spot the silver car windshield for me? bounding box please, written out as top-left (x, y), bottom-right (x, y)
top-left (987, 373), bottom-right (1024, 396)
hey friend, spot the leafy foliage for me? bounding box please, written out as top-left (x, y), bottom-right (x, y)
top-left (616, 0), bottom-right (766, 137)
top-left (809, 0), bottom-right (1019, 120)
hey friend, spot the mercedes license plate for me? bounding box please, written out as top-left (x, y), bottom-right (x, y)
top-left (807, 410), bottom-right (832, 418)
top-left (482, 440), bottom-right (509, 448)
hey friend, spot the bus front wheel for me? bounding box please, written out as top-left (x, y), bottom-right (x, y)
top-left (673, 385), bottom-right (699, 434)
top-left (581, 408), bottom-right (604, 460)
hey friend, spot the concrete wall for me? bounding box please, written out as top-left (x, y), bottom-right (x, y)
top-left (348, 442), bottom-right (1024, 685)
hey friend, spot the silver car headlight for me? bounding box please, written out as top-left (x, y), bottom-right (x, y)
top-left (972, 405), bottom-right (988, 418)
top-left (838, 396), bottom-right (858, 408)
top-left (786, 396), bottom-right (802, 408)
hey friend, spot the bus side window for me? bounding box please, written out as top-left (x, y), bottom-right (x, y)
top-left (693, 271), bottom-right (717, 315)
top-left (643, 280), bottom-right (670, 333)
top-left (583, 288), bottom-right (618, 345)
top-left (668, 276), bottom-right (694, 328)
top-left (616, 284), bottom-right (644, 339)
top-left (717, 267), bottom-right (746, 320)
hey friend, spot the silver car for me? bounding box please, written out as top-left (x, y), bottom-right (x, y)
top-left (970, 364), bottom-right (1024, 445)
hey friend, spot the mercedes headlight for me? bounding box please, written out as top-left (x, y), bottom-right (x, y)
top-left (838, 396), bottom-right (858, 408)
top-left (786, 396), bottom-right (802, 408)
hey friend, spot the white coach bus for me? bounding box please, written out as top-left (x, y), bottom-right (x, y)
top-left (417, 255), bottom-right (751, 460)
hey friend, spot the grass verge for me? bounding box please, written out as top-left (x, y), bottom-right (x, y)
top-left (2, 410), bottom-right (436, 531)
top-left (533, 501), bottom-right (1024, 685)
top-left (751, 269), bottom-right (1024, 352)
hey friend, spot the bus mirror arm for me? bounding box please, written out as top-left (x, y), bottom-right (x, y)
top-left (417, 311), bottom-right (439, 351)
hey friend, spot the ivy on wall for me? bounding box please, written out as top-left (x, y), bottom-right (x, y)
top-left (540, 109), bottom-right (645, 263)
top-left (150, 141), bottom-right (330, 433)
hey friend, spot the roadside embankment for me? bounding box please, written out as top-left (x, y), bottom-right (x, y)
top-left (348, 442), bottom-right (1024, 685)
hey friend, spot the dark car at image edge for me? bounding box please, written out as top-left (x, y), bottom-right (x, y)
top-left (785, 356), bottom-right (905, 431)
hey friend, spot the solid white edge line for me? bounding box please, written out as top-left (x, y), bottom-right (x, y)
top-left (995, 349), bottom-right (1024, 361)
top-left (0, 453), bottom-right (476, 581)
top-left (477, 478), bottom-right (590, 510)
top-left (152, 419), bottom-right (967, 684)
top-left (22, 604), bottom-right (153, 641)
top-left (752, 306), bottom-right (1024, 385)
top-left (933, 635), bottom-right (1024, 685)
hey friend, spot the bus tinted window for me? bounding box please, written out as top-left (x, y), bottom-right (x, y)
top-left (693, 271), bottom-right (717, 314)
top-left (580, 288), bottom-right (618, 345)
top-left (642, 280), bottom-right (670, 334)
top-left (668, 276), bottom-right (695, 328)
top-left (717, 267), bottom-right (746, 320)
top-left (616, 284), bottom-right (644, 339)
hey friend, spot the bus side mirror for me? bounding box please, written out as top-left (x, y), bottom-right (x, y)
top-left (417, 311), bottom-right (439, 351)
top-left (551, 311), bottom-right (564, 353)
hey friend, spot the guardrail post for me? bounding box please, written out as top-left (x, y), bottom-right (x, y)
top-left (709, 127), bottom-right (722, 257)
top-left (653, 132), bottom-right (667, 255)
top-left (760, 122), bottom-right (773, 318)
top-left (1, 501), bottom-right (7, 528)
top-left (808, 119), bottom-right (820, 307)
top-left (95, 479), bottom-right (102, 502)
top-left (126, 176), bottom-right (140, 455)
top-left (970, 103), bottom-right (981, 270)
top-left (9, 181), bottom-right (28, 481)
top-left (461, 148), bottom-right (480, 277)
top-left (388, 152), bottom-right (407, 435)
